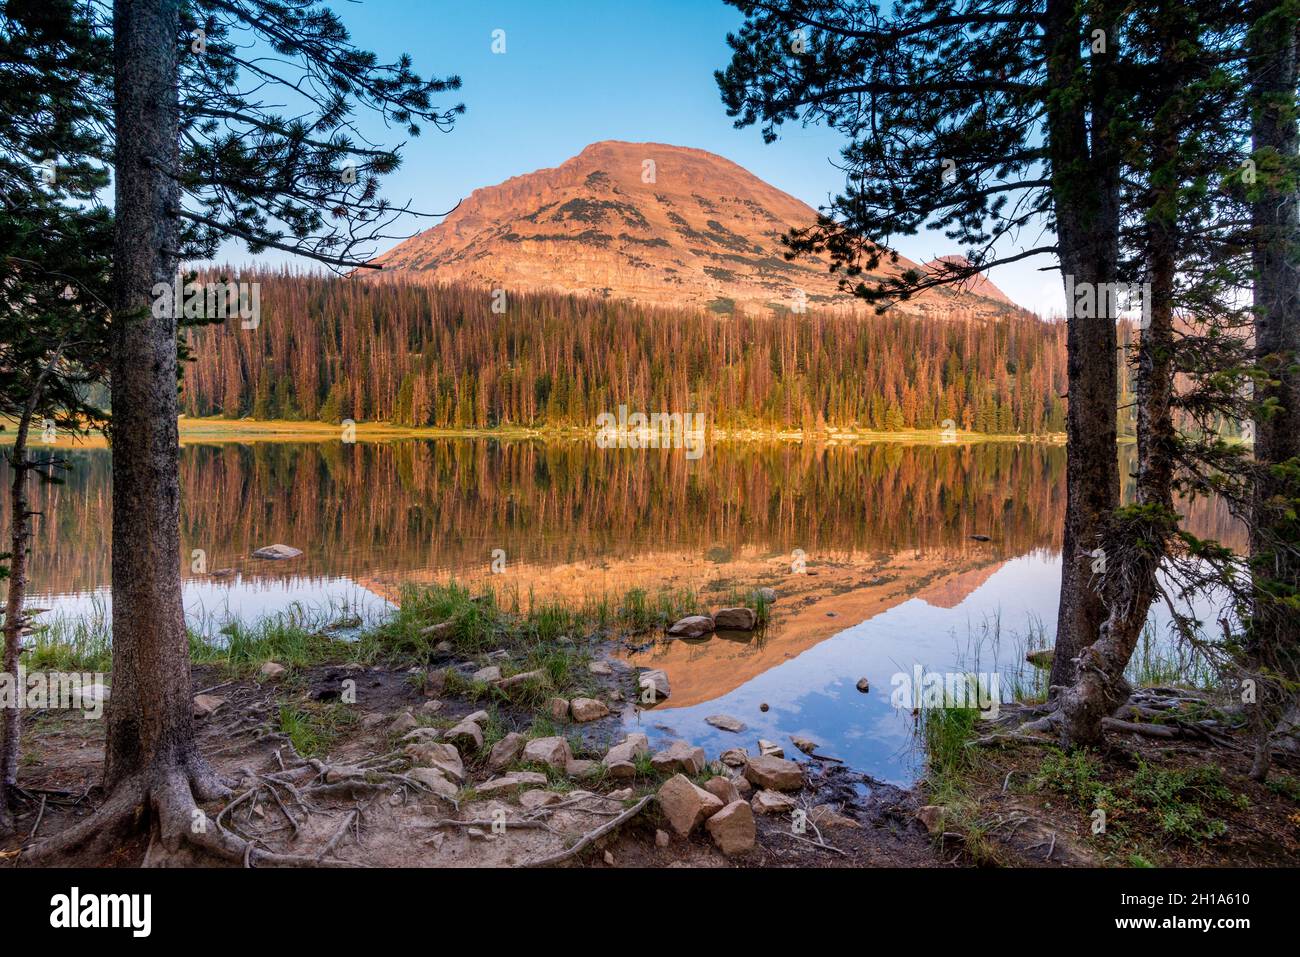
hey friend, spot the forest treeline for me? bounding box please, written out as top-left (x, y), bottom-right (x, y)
top-left (179, 270), bottom-right (1101, 435)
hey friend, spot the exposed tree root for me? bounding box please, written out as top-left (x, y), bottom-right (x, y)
top-left (520, 794), bottom-right (654, 868)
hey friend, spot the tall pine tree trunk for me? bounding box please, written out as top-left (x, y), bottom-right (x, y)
top-left (1059, 3), bottom-right (1186, 743)
top-left (0, 412), bottom-right (34, 836)
top-left (1045, 0), bottom-right (1122, 694)
top-left (1246, 0), bottom-right (1300, 780)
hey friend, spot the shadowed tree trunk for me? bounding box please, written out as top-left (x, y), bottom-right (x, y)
top-left (1246, 0), bottom-right (1300, 780)
top-left (1045, 0), bottom-right (1122, 695)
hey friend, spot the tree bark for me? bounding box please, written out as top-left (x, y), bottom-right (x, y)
top-left (1246, 0), bottom-right (1300, 780)
top-left (0, 411), bottom-right (34, 836)
top-left (1045, 0), bottom-right (1122, 693)
top-left (1059, 4), bottom-right (1186, 744)
top-left (101, 0), bottom-right (225, 803)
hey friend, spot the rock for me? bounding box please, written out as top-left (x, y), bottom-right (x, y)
top-left (1025, 648), bottom-right (1055, 669)
top-left (522, 735), bottom-right (572, 771)
top-left (464, 710), bottom-right (490, 725)
top-left (547, 697), bottom-right (571, 721)
top-left (495, 669), bottom-right (543, 690)
top-left (485, 649), bottom-right (510, 661)
top-left (424, 669), bottom-right (448, 695)
top-left (757, 739), bottom-right (784, 758)
top-left (588, 661), bottom-right (613, 676)
top-left (407, 742), bottom-right (464, 782)
top-left (259, 661), bottom-right (286, 679)
top-left (706, 800), bottom-right (756, 855)
top-left (655, 828), bottom-right (670, 848)
top-left (704, 776), bottom-right (741, 805)
top-left (251, 543), bottom-right (302, 560)
top-left (744, 754), bottom-right (803, 791)
top-left (666, 615), bottom-right (714, 638)
top-left (733, 775), bottom-right (753, 797)
top-left (444, 720), bottom-right (484, 751)
top-left (638, 668), bottom-right (671, 702)
top-left (360, 712), bottom-right (386, 730)
top-left (476, 772), bottom-right (548, 796)
top-left (657, 774), bottom-right (724, 836)
top-left (751, 789), bottom-right (797, 815)
top-left (970, 534), bottom-right (992, 542)
top-left (759, 702), bottom-right (769, 712)
top-left (192, 693), bottom-right (227, 717)
top-left (810, 805), bottom-right (861, 829)
top-left (791, 735), bottom-right (818, 755)
top-left (487, 731), bottom-right (527, 771)
top-left (418, 700), bottom-right (444, 716)
top-left (419, 620), bottom-right (455, 639)
top-left (916, 805), bottom-right (946, 835)
top-left (705, 714), bottom-right (747, 733)
top-left (604, 733), bottom-right (650, 766)
top-left (471, 665), bottom-right (502, 683)
top-left (566, 759), bottom-right (598, 778)
top-left (401, 727), bottom-right (443, 744)
top-left (756, 587), bottom-right (777, 603)
top-left (603, 850), bottom-right (615, 866)
top-left (407, 767), bottom-right (458, 799)
top-left (719, 748), bottom-right (749, 767)
top-left (856, 677), bottom-right (870, 693)
top-left (608, 788), bottom-right (634, 801)
top-left (519, 789), bottom-right (564, 810)
top-left (713, 607), bottom-right (756, 631)
top-left (606, 762), bottom-right (635, 780)
top-left (651, 740), bottom-right (706, 776)
top-left (569, 698), bottom-right (610, 722)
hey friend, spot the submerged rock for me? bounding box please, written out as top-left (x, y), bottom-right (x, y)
top-left (666, 615), bottom-right (714, 638)
top-left (705, 714), bottom-right (747, 733)
top-left (251, 544), bottom-right (302, 560)
top-left (638, 668), bottom-right (671, 702)
top-left (713, 607), bottom-right (756, 631)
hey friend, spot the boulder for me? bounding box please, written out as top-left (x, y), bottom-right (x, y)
top-left (407, 742), bottom-right (464, 782)
top-left (192, 694), bottom-right (227, 717)
top-left (755, 587), bottom-right (777, 603)
top-left (705, 714), bottom-right (747, 733)
top-left (733, 775), bottom-right (753, 797)
top-left (713, 607), bottom-right (757, 631)
top-left (588, 661), bottom-right (613, 676)
top-left (757, 739), bottom-right (785, 758)
top-left (464, 710), bottom-right (490, 725)
top-left (703, 776), bottom-right (741, 805)
top-left (790, 735), bottom-right (818, 755)
top-left (569, 698), bottom-right (610, 722)
top-left (566, 759), bottom-right (598, 779)
top-left (419, 699), bottom-right (444, 714)
top-left (424, 669), bottom-right (448, 695)
top-left (444, 720), bottom-right (484, 751)
top-left (604, 733), bottom-right (650, 766)
top-left (522, 735), bottom-right (572, 771)
top-left (651, 740), bottom-right (706, 776)
top-left (475, 772), bottom-right (548, 796)
top-left (751, 789), bottom-right (798, 815)
top-left (607, 788), bottom-right (634, 801)
top-left (547, 697), bottom-right (571, 721)
top-left (638, 668), bottom-right (671, 702)
top-left (606, 761), bottom-right (636, 780)
top-left (744, 754), bottom-right (803, 792)
top-left (471, 665), bottom-right (502, 684)
top-left (407, 767), bottom-right (458, 799)
top-left (657, 774), bottom-right (724, 836)
top-left (719, 748), bottom-right (749, 767)
top-left (259, 661), bottom-right (286, 679)
top-left (487, 731), bottom-right (527, 771)
top-left (706, 800), bottom-right (756, 855)
top-left (251, 544), bottom-right (302, 560)
top-left (666, 615), bottom-right (714, 638)
top-left (655, 829), bottom-right (670, 848)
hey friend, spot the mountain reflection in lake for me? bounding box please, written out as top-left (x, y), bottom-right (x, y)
top-left (5, 437), bottom-right (1240, 783)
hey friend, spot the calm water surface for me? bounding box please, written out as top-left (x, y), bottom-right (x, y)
top-left (7, 438), bottom-right (1238, 784)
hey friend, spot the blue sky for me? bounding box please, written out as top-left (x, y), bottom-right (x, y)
top-left (222, 0), bottom-right (1063, 314)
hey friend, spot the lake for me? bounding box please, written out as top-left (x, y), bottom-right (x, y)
top-left (6, 436), bottom-right (1239, 784)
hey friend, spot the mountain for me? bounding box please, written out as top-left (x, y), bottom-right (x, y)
top-left (372, 140), bottom-right (1022, 319)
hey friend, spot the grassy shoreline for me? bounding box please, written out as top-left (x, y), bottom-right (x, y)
top-left (2, 414), bottom-right (1067, 449)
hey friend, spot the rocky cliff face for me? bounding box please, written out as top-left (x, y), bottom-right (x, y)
top-left (374, 140), bottom-right (1019, 319)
